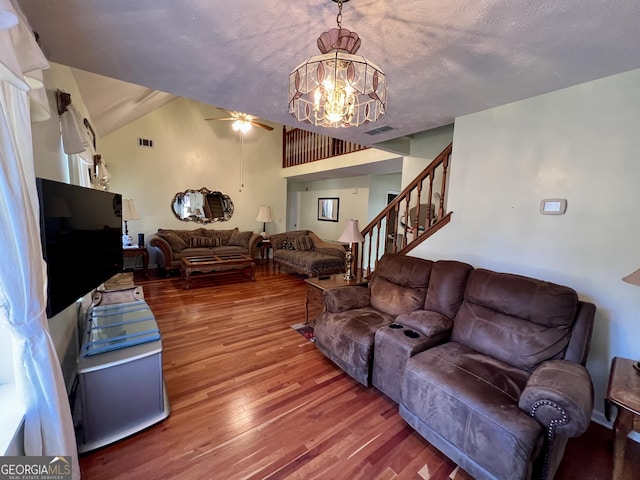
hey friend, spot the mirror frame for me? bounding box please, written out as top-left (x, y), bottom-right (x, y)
top-left (171, 187), bottom-right (234, 224)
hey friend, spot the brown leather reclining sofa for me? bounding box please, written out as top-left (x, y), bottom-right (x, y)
top-left (314, 253), bottom-right (595, 480)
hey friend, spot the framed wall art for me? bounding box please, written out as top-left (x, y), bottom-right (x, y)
top-left (317, 197), bottom-right (339, 222)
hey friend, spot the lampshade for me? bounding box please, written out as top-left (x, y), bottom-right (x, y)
top-left (256, 205), bottom-right (273, 223)
top-left (288, 1), bottom-right (386, 128)
top-left (622, 268), bottom-right (640, 287)
top-left (122, 199), bottom-right (140, 222)
top-left (338, 219), bottom-right (364, 244)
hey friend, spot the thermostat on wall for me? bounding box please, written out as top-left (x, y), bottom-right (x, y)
top-left (540, 198), bottom-right (567, 215)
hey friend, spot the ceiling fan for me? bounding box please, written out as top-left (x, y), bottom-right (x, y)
top-left (205, 108), bottom-right (274, 132)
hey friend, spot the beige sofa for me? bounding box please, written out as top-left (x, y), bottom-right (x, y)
top-left (149, 227), bottom-right (261, 272)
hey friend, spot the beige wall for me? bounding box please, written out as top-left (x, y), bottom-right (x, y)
top-left (416, 68), bottom-right (640, 427)
top-left (100, 97), bottom-right (286, 265)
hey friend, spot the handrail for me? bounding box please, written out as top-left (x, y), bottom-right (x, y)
top-left (356, 143), bottom-right (453, 275)
top-left (282, 127), bottom-right (368, 167)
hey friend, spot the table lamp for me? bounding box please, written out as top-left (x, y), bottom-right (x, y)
top-left (122, 198), bottom-right (140, 246)
top-left (622, 267), bottom-right (640, 372)
top-left (338, 219), bottom-right (364, 281)
top-left (256, 205), bottom-right (273, 238)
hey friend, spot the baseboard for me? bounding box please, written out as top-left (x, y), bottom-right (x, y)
top-left (592, 409), bottom-right (640, 444)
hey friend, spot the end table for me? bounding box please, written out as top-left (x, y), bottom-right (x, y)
top-left (259, 239), bottom-right (272, 263)
top-left (304, 273), bottom-right (368, 326)
top-left (123, 246), bottom-right (149, 275)
top-left (605, 356), bottom-right (640, 480)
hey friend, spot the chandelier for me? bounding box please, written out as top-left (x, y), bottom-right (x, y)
top-left (288, 0), bottom-right (387, 128)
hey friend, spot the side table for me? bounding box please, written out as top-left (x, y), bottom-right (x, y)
top-left (123, 246), bottom-right (149, 275)
top-left (606, 356), bottom-right (640, 480)
top-left (259, 239), bottom-right (272, 263)
top-left (304, 273), bottom-right (368, 326)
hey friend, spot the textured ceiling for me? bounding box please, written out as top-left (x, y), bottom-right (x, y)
top-left (16, 0), bottom-right (640, 147)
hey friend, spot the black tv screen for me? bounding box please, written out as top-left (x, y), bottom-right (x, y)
top-left (36, 178), bottom-right (123, 318)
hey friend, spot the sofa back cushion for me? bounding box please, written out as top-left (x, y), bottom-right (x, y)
top-left (424, 260), bottom-right (473, 319)
top-left (157, 231), bottom-right (188, 252)
top-left (370, 254), bottom-right (433, 316)
top-left (189, 236), bottom-right (222, 248)
top-left (228, 228), bottom-right (253, 248)
top-left (294, 235), bottom-right (314, 251)
top-left (270, 230), bottom-right (310, 250)
top-left (451, 269), bottom-right (579, 371)
top-left (202, 228), bottom-right (234, 245)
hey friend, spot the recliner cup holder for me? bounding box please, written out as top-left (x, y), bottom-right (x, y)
top-left (389, 323), bottom-right (404, 329)
top-left (403, 329), bottom-right (420, 338)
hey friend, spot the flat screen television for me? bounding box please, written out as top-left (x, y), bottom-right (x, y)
top-left (36, 178), bottom-right (123, 318)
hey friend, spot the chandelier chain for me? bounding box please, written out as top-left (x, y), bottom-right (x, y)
top-left (336, 0), bottom-right (343, 29)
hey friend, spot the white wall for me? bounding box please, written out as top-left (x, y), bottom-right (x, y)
top-left (100, 97), bottom-right (285, 265)
top-left (31, 63), bottom-right (99, 383)
top-left (415, 68), bottom-right (640, 424)
top-left (368, 173), bottom-right (402, 222)
top-left (289, 176), bottom-right (371, 240)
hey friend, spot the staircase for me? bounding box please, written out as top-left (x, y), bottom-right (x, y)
top-left (281, 128), bottom-right (452, 275)
top-left (355, 143), bottom-right (453, 276)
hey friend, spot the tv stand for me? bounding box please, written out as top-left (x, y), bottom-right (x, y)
top-left (75, 301), bottom-right (169, 453)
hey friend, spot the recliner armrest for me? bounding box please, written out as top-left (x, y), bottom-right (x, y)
top-left (323, 285), bottom-right (370, 313)
top-left (518, 360), bottom-right (593, 438)
top-left (395, 310), bottom-right (453, 338)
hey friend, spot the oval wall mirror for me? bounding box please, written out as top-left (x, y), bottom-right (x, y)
top-left (171, 187), bottom-right (234, 223)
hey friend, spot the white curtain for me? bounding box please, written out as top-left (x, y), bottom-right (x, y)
top-left (0, 1), bottom-right (80, 479)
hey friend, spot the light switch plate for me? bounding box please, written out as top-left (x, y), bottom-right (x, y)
top-left (540, 198), bottom-right (567, 215)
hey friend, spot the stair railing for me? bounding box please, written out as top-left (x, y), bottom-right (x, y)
top-left (356, 143), bottom-right (453, 276)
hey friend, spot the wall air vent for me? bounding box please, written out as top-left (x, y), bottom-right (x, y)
top-left (137, 138), bottom-right (154, 148)
top-left (364, 125), bottom-right (394, 135)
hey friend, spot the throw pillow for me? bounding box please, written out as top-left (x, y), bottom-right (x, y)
top-left (228, 230), bottom-right (252, 248)
top-left (157, 231), bottom-right (188, 252)
top-left (293, 235), bottom-right (314, 251)
top-left (189, 236), bottom-right (221, 248)
top-left (281, 240), bottom-right (295, 250)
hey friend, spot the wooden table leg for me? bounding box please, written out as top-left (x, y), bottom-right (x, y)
top-left (613, 408), bottom-right (634, 480)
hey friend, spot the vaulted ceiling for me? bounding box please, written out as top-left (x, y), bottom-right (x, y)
top-left (17, 0), bottom-right (640, 147)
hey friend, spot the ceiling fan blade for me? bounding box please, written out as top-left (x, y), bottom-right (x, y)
top-left (204, 117), bottom-right (234, 121)
top-left (217, 107), bottom-right (236, 117)
top-left (252, 121), bottom-right (274, 131)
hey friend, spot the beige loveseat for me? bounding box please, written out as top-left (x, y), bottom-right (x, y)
top-left (269, 230), bottom-right (346, 277)
top-left (149, 227), bottom-right (261, 272)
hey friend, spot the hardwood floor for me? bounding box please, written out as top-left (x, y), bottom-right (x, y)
top-left (78, 263), bottom-right (633, 479)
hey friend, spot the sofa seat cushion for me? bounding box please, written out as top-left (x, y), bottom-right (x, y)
top-left (401, 342), bottom-right (543, 480)
top-left (171, 245), bottom-right (250, 261)
top-left (315, 307), bottom-right (395, 386)
top-left (273, 249), bottom-right (343, 272)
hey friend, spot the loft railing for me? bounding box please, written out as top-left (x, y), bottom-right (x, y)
top-left (283, 127), bottom-right (368, 167)
top-left (354, 143), bottom-right (453, 276)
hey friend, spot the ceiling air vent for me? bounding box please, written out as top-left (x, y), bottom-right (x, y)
top-left (364, 125), bottom-right (393, 135)
top-left (137, 137), bottom-right (154, 147)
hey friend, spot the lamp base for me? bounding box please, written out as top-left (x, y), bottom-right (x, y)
top-left (343, 272), bottom-right (356, 281)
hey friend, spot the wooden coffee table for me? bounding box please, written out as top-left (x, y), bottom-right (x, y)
top-left (180, 254), bottom-right (256, 289)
